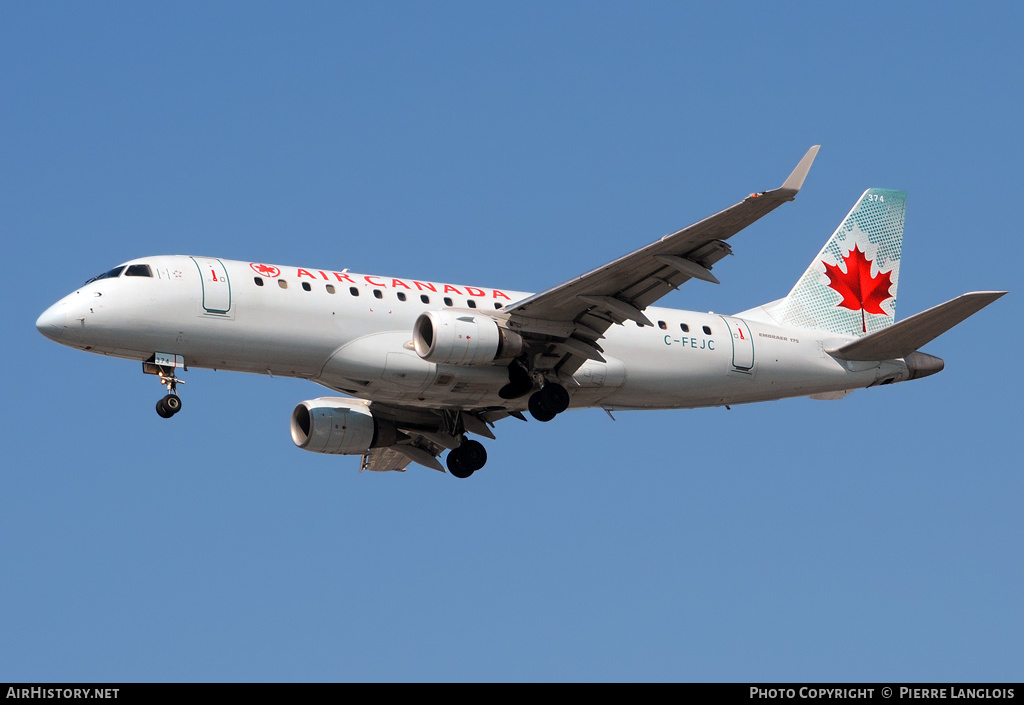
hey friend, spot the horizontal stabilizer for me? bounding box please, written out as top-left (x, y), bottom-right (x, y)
top-left (827, 291), bottom-right (1006, 361)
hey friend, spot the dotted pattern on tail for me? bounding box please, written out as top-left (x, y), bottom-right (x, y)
top-left (774, 188), bottom-right (905, 337)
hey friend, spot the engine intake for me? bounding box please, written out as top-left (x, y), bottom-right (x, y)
top-left (413, 310), bottom-right (523, 365)
top-left (290, 398), bottom-right (398, 455)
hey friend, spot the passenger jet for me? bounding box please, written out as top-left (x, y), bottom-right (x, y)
top-left (36, 147), bottom-right (1005, 477)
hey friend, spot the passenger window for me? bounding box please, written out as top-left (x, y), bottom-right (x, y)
top-left (326, 284), bottom-right (336, 294)
top-left (397, 292), bottom-right (407, 301)
top-left (350, 287), bottom-right (359, 296)
top-left (253, 277), bottom-right (264, 287)
top-left (703, 325), bottom-right (712, 335)
top-left (443, 297), bottom-right (453, 306)
top-left (494, 302), bottom-right (503, 309)
top-left (467, 300), bottom-right (477, 309)
top-left (301, 282), bottom-right (311, 292)
top-left (125, 264), bottom-right (152, 277)
top-left (420, 295), bottom-right (430, 304)
top-left (680, 323), bottom-right (689, 333)
top-left (278, 280), bottom-right (288, 289)
top-left (658, 321), bottom-right (667, 330)
top-left (373, 289), bottom-right (383, 299)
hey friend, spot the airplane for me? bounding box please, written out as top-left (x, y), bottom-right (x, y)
top-left (35, 146), bottom-right (1006, 478)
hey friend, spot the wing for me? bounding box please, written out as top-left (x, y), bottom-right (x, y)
top-left (504, 146), bottom-right (820, 377)
top-left (360, 401), bottom-right (515, 473)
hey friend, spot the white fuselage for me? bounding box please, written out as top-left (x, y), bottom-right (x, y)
top-left (37, 255), bottom-right (911, 411)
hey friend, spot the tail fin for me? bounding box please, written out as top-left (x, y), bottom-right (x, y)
top-left (769, 188), bottom-right (906, 337)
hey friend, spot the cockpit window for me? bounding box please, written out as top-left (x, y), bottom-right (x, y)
top-left (85, 266), bottom-right (125, 284)
top-left (124, 264), bottom-right (153, 277)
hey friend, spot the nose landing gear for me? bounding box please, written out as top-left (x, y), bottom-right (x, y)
top-left (154, 369), bottom-right (184, 418)
top-left (143, 355), bottom-right (187, 419)
top-left (156, 393), bottom-right (182, 418)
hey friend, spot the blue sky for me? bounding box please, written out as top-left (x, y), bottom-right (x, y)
top-left (2, 2), bottom-right (1021, 682)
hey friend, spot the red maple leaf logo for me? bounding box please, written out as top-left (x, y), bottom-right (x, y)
top-left (250, 263), bottom-right (280, 278)
top-left (823, 244), bottom-right (894, 332)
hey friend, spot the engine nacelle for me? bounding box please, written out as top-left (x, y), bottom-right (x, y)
top-left (290, 398), bottom-right (398, 455)
top-left (413, 310), bottom-right (523, 365)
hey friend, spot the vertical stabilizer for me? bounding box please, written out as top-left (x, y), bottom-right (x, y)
top-left (770, 188), bottom-right (906, 337)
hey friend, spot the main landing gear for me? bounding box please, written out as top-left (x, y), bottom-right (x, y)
top-left (528, 383), bottom-right (570, 422)
top-left (446, 438), bottom-right (487, 479)
top-left (501, 360), bottom-right (572, 423)
top-left (445, 382), bottom-right (569, 478)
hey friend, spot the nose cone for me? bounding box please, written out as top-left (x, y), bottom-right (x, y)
top-left (36, 301), bottom-right (67, 342)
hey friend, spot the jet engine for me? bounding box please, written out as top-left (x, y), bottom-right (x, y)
top-left (290, 397), bottom-right (398, 455)
top-left (413, 311), bottom-right (523, 366)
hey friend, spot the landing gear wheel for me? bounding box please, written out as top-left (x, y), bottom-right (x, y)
top-left (163, 394), bottom-right (182, 414)
top-left (528, 393), bottom-right (557, 422)
top-left (544, 383), bottom-right (570, 414)
top-left (447, 440), bottom-right (488, 478)
top-left (459, 440), bottom-right (487, 471)
top-left (156, 394), bottom-right (182, 418)
top-left (447, 453), bottom-right (473, 479)
top-left (528, 383), bottom-right (569, 422)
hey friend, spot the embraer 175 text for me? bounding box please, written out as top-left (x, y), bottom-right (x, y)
top-left (36, 147), bottom-right (1005, 478)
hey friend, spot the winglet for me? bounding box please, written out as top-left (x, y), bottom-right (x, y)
top-left (779, 145), bottom-right (820, 196)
